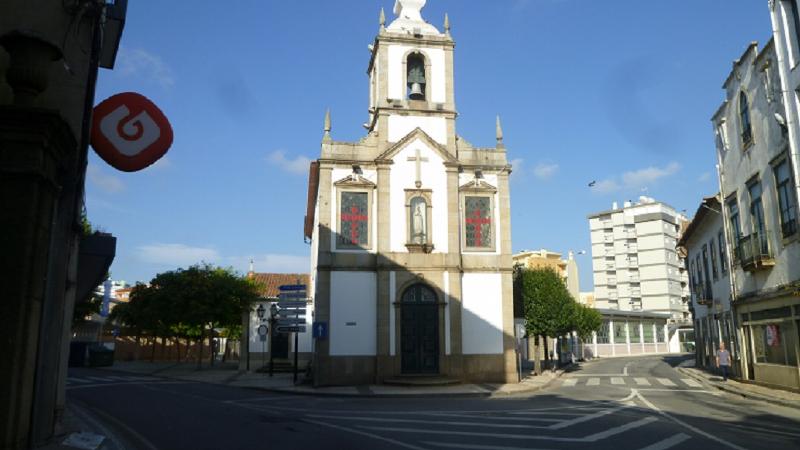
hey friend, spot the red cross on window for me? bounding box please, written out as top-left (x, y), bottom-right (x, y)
top-left (341, 206), bottom-right (368, 245)
top-left (465, 208), bottom-right (491, 247)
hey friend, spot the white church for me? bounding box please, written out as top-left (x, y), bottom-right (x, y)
top-left (304, 0), bottom-right (517, 386)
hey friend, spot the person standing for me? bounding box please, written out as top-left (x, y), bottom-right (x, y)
top-left (716, 342), bottom-right (731, 381)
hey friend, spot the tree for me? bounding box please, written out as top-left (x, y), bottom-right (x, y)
top-left (514, 266), bottom-right (576, 369)
top-left (574, 304), bottom-right (603, 342)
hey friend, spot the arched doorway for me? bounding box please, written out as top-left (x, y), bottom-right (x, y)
top-left (400, 283), bottom-right (439, 374)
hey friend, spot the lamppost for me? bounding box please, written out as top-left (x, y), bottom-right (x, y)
top-left (269, 303), bottom-right (279, 377)
top-left (256, 304), bottom-right (266, 372)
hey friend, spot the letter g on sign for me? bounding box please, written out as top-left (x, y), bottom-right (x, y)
top-left (91, 92), bottom-right (173, 172)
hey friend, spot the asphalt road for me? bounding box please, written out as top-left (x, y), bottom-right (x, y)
top-left (66, 355), bottom-right (800, 450)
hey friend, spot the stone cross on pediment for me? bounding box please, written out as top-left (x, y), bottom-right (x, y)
top-left (407, 148), bottom-right (429, 188)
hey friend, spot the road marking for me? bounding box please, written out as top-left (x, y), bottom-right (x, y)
top-left (638, 433), bottom-right (691, 450)
top-left (305, 419), bottom-right (426, 450)
top-left (306, 414), bottom-right (549, 429)
top-left (360, 416), bottom-right (658, 443)
top-left (623, 363), bottom-right (631, 376)
top-left (587, 378), bottom-right (600, 386)
top-left (680, 378), bottom-right (702, 388)
top-left (66, 381), bottom-right (191, 390)
top-left (426, 413), bottom-right (561, 423)
top-left (633, 389), bottom-right (746, 450)
top-left (634, 378), bottom-right (650, 386)
top-left (610, 377), bottom-right (626, 385)
top-left (424, 442), bottom-right (555, 450)
top-left (570, 373), bottom-right (629, 377)
top-left (656, 378), bottom-right (676, 387)
top-left (85, 377), bottom-right (117, 382)
top-left (548, 404), bottom-right (630, 430)
top-left (636, 389), bottom-right (718, 394)
top-left (562, 378), bottom-right (578, 387)
top-left (66, 377), bottom-right (90, 384)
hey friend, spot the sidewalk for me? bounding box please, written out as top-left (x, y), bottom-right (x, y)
top-left (101, 360), bottom-right (566, 398)
top-left (36, 402), bottom-right (123, 450)
top-left (678, 362), bottom-right (800, 410)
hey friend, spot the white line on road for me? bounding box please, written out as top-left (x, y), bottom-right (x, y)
top-left (634, 378), bottom-right (651, 386)
top-left (587, 378), bottom-right (600, 386)
top-left (424, 441), bottom-right (555, 450)
top-left (635, 389), bottom-right (718, 394)
top-left (611, 377), bottom-right (626, 385)
top-left (633, 389), bottom-right (746, 450)
top-left (681, 378), bottom-right (702, 388)
top-left (548, 404), bottom-right (631, 430)
top-left (562, 378), bottom-right (578, 387)
top-left (306, 414), bottom-right (550, 429)
top-left (424, 413), bottom-right (561, 423)
top-left (570, 373), bottom-right (630, 377)
top-left (85, 377), bottom-right (116, 382)
top-left (638, 433), bottom-right (691, 450)
top-left (623, 363), bottom-right (631, 376)
top-left (66, 377), bottom-right (90, 383)
top-left (656, 378), bottom-right (676, 387)
top-left (582, 416), bottom-right (659, 441)
top-left (305, 419), bottom-right (426, 450)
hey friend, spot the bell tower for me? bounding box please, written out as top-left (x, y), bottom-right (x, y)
top-left (367, 0), bottom-right (456, 152)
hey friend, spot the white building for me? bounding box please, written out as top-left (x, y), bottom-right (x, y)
top-left (304, 0), bottom-right (516, 386)
top-left (711, 32), bottom-right (800, 389)
top-left (588, 198), bottom-right (690, 319)
top-left (677, 195), bottom-right (735, 371)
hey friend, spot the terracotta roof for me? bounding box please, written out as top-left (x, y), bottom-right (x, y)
top-left (249, 273), bottom-right (310, 298)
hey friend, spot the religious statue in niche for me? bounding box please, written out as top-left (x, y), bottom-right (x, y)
top-left (410, 197), bottom-right (427, 244)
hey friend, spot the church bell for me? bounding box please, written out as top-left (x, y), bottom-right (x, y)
top-left (409, 82), bottom-right (424, 100)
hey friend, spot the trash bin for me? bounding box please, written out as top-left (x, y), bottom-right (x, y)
top-left (87, 344), bottom-right (114, 367)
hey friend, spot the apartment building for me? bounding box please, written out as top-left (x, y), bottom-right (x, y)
top-left (711, 33), bottom-right (800, 389)
top-left (588, 197), bottom-right (690, 320)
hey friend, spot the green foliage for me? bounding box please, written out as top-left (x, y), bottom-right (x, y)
top-left (574, 304), bottom-right (603, 341)
top-left (107, 264), bottom-right (261, 343)
top-left (72, 291), bottom-right (103, 327)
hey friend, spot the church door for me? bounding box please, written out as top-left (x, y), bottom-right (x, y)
top-left (400, 283), bottom-right (439, 374)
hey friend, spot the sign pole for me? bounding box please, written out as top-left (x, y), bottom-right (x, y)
top-left (269, 316), bottom-right (275, 377)
top-left (293, 331), bottom-right (299, 384)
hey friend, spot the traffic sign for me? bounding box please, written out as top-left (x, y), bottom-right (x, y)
top-left (279, 284), bottom-right (307, 292)
top-left (257, 325), bottom-right (269, 336)
top-left (313, 322), bottom-right (328, 339)
top-left (278, 292), bottom-right (307, 299)
top-left (277, 318), bottom-right (306, 327)
top-left (277, 300), bottom-right (307, 308)
top-left (277, 326), bottom-right (306, 333)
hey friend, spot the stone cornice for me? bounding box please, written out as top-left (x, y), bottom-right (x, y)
top-left (375, 127), bottom-right (456, 163)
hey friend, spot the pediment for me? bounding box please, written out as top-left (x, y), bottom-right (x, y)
top-left (459, 178), bottom-right (497, 193)
top-left (376, 128), bottom-right (457, 164)
top-left (333, 173), bottom-right (376, 188)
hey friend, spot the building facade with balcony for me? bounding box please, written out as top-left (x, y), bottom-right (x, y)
top-left (678, 195), bottom-right (735, 372)
top-left (712, 36), bottom-right (800, 390)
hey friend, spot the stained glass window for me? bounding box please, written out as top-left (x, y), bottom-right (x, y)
top-left (340, 192), bottom-right (368, 247)
top-left (465, 196), bottom-right (492, 248)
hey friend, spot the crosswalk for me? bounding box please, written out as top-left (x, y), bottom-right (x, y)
top-left (66, 375), bottom-right (154, 386)
top-left (561, 377), bottom-right (704, 389)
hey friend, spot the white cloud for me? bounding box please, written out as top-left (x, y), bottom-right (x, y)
top-left (698, 172), bottom-right (712, 182)
top-left (591, 162), bottom-right (681, 195)
top-left (533, 162), bottom-right (559, 180)
top-left (117, 47), bottom-right (174, 89)
top-left (136, 244), bottom-right (221, 267)
top-left (87, 164), bottom-right (125, 193)
top-left (227, 254), bottom-right (310, 275)
top-left (149, 156), bottom-right (172, 170)
top-left (266, 150), bottom-right (312, 175)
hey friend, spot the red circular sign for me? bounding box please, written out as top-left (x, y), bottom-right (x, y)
top-left (90, 92), bottom-right (173, 172)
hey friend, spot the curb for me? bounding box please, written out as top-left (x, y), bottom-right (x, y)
top-left (677, 367), bottom-right (800, 411)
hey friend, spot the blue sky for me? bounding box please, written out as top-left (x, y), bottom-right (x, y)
top-left (87, 0), bottom-right (771, 290)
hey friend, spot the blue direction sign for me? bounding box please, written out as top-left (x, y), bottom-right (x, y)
top-left (277, 318), bottom-right (306, 327)
top-left (277, 300), bottom-right (307, 308)
top-left (313, 322), bottom-right (328, 339)
top-left (277, 326), bottom-right (306, 333)
top-left (278, 292), bottom-right (307, 299)
top-left (278, 284), bottom-right (307, 292)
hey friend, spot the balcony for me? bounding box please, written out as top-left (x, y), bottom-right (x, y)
top-left (692, 283), bottom-right (712, 306)
top-left (781, 217), bottom-right (797, 239)
top-left (626, 245), bottom-right (638, 253)
top-left (736, 231), bottom-right (775, 272)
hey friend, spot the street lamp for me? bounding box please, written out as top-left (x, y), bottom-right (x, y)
top-left (269, 303), bottom-right (279, 377)
top-left (256, 304), bottom-right (265, 320)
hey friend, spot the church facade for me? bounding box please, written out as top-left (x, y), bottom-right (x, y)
top-left (304, 0), bottom-right (516, 386)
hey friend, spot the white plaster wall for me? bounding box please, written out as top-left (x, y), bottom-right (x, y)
top-left (388, 115), bottom-right (447, 145)
top-left (330, 272), bottom-right (377, 356)
top-left (389, 139), bottom-right (449, 253)
top-left (387, 44), bottom-right (446, 103)
top-left (330, 168), bottom-right (378, 254)
top-left (461, 273), bottom-right (504, 355)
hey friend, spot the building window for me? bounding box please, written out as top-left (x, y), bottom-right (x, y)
top-left (656, 324), bottom-right (666, 343)
top-left (338, 191), bottom-right (369, 248)
top-left (710, 238), bottom-right (719, 281)
top-left (739, 92), bottom-right (753, 147)
top-left (464, 196), bottom-right (493, 249)
top-left (774, 159), bottom-right (798, 237)
top-left (718, 230), bottom-right (728, 274)
top-left (643, 322), bottom-right (654, 343)
top-left (728, 197), bottom-right (742, 242)
top-left (406, 52), bottom-right (426, 100)
top-left (630, 322), bottom-right (641, 342)
top-left (614, 323), bottom-right (627, 343)
top-left (748, 181), bottom-right (766, 236)
top-left (752, 322), bottom-right (799, 366)
top-left (701, 245), bottom-right (712, 298)
top-left (789, 1), bottom-right (800, 58)
top-left (596, 321), bottom-right (610, 344)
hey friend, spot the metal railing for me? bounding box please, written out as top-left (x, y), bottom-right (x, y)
top-left (736, 230), bottom-right (774, 271)
top-left (692, 282), bottom-right (712, 305)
